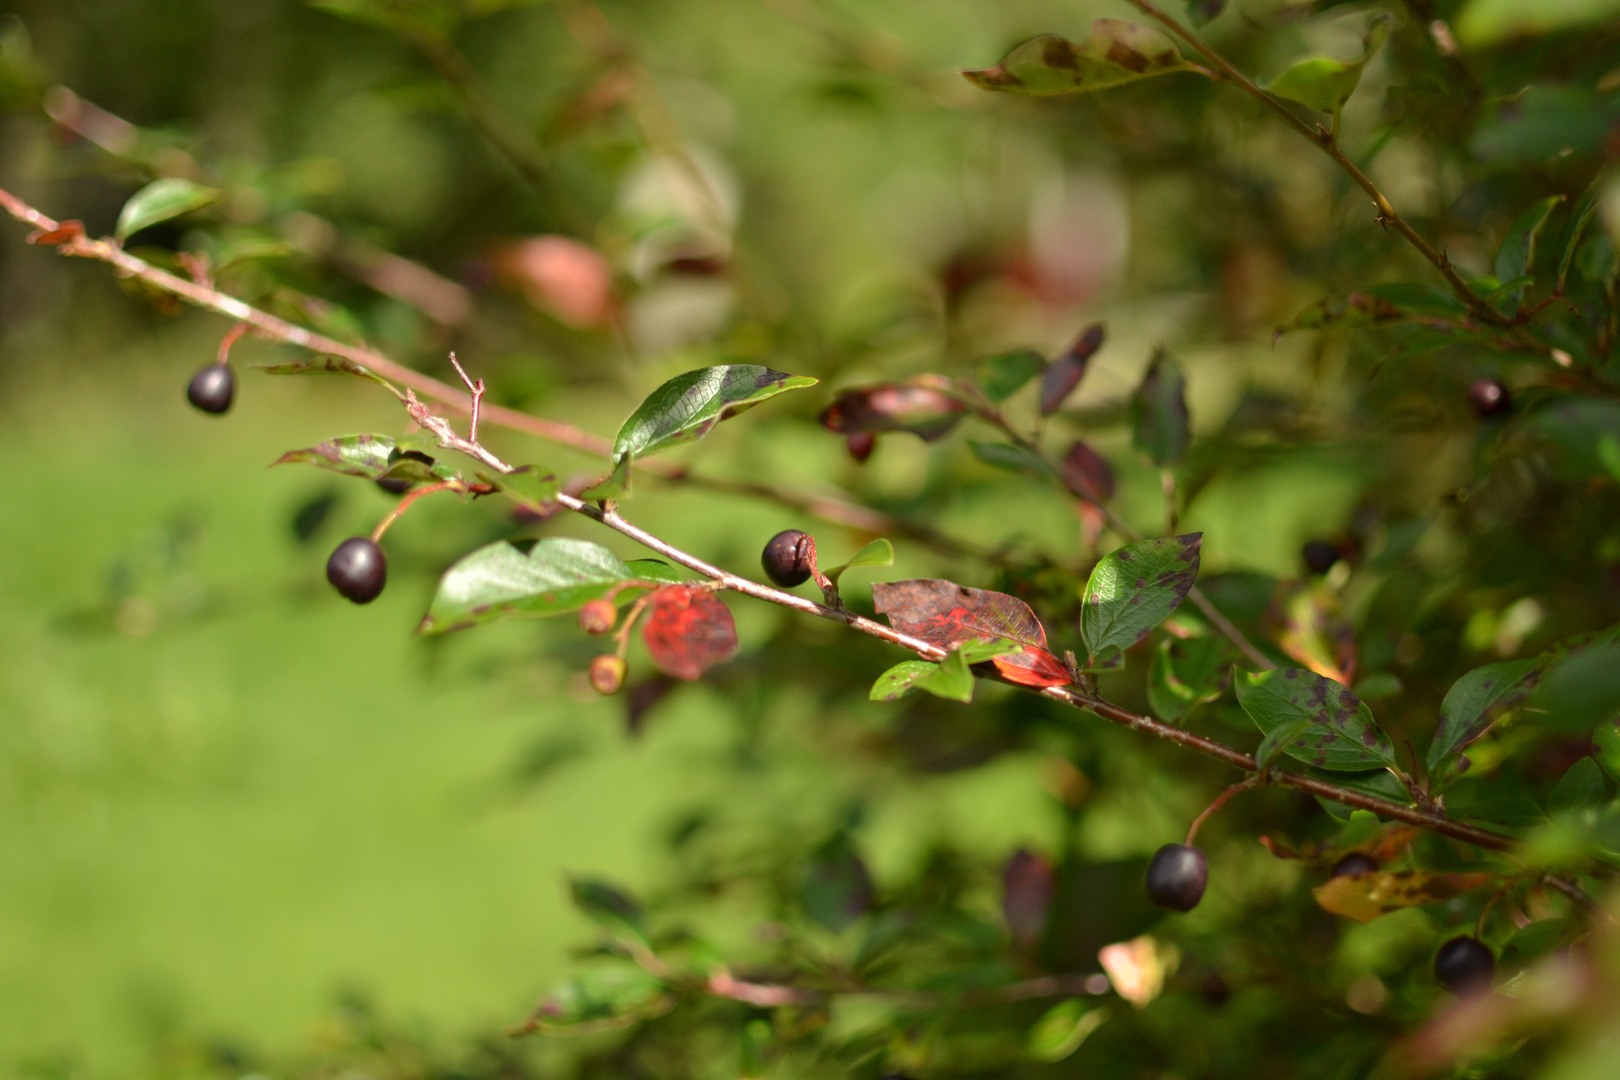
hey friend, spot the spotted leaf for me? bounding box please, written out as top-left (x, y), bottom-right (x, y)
top-left (613, 365), bottom-right (817, 465)
top-left (1081, 534), bottom-right (1202, 666)
top-left (1236, 667), bottom-right (1396, 772)
top-left (1312, 869), bottom-right (1495, 923)
top-left (963, 21), bottom-right (1198, 96)
top-left (872, 579), bottom-right (1071, 688)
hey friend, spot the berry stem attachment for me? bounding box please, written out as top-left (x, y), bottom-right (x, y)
top-left (217, 321), bottom-right (249, 365)
top-left (1185, 777), bottom-right (1260, 847)
top-left (369, 480), bottom-right (463, 542)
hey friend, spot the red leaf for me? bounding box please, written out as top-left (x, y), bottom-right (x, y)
top-left (1039, 322), bottom-right (1104, 415)
top-left (27, 220), bottom-right (85, 246)
top-left (871, 579), bottom-right (1072, 688)
top-left (641, 586), bottom-right (738, 681)
top-left (818, 375), bottom-right (969, 442)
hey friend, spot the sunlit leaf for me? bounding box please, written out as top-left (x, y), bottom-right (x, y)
top-left (641, 585), bottom-right (738, 680)
top-left (869, 640), bottom-right (1020, 702)
top-left (479, 465), bottom-right (559, 513)
top-left (516, 965), bottom-right (672, 1035)
top-left (1456, 0), bottom-right (1620, 46)
top-left (825, 538), bottom-right (893, 590)
top-left (254, 354), bottom-right (402, 395)
top-left (114, 177), bottom-right (223, 241)
top-left (1264, 15), bottom-right (1390, 132)
top-left (963, 21), bottom-right (1198, 96)
top-left (1130, 350), bottom-right (1189, 467)
top-left (1273, 583), bottom-right (1357, 686)
top-left (1236, 668), bottom-right (1396, 772)
top-left (1081, 534), bottom-right (1202, 666)
top-left (1028, 999), bottom-right (1108, 1062)
top-left (872, 579), bottom-right (1071, 687)
top-left (1312, 869), bottom-right (1494, 923)
top-left (1426, 658), bottom-right (1544, 780)
top-left (273, 434), bottom-right (397, 480)
top-left (419, 538), bottom-right (682, 634)
top-left (612, 365), bottom-right (817, 465)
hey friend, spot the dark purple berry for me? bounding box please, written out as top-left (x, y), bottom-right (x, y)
top-left (1433, 936), bottom-right (1495, 996)
top-left (326, 536), bottom-right (387, 604)
top-left (762, 529), bottom-right (815, 588)
top-left (186, 363), bottom-right (235, 414)
top-left (1331, 852), bottom-right (1379, 877)
top-left (1302, 540), bottom-right (1340, 575)
top-left (846, 432), bottom-right (876, 463)
top-left (1146, 843), bottom-right (1208, 912)
top-left (376, 477), bottom-right (412, 495)
top-left (1469, 377), bottom-right (1510, 418)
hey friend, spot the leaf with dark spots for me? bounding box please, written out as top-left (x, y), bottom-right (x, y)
top-left (872, 579), bottom-right (1071, 688)
top-left (1039, 322), bottom-right (1104, 415)
top-left (1426, 658), bottom-right (1545, 781)
top-left (1060, 441), bottom-right (1116, 502)
top-left (255, 354), bottom-right (402, 394)
top-left (642, 586), bottom-right (739, 681)
top-left (1080, 534), bottom-right (1201, 666)
top-left (963, 22), bottom-right (1199, 96)
top-left (612, 365), bottom-right (817, 465)
top-left (1236, 668), bottom-right (1396, 772)
top-left (1312, 869), bottom-right (1494, 923)
top-left (274, 434), bottom-right (412, 480)
top-left (1129, 349), bottom-right (1189, 467)
top-left (819, 375), bottom-right (969, 442)
top-left (1274, 293), bottom-right (1415, 337)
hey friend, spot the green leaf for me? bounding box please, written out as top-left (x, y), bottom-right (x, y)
top-left (1146, 635), bottom-right (1229, 723)
top-left (1236, 668), bottom-right (1396, 772)
top-left (1426, 658), bottom-right (1544, 779)
top-left (825, 538), bottom-right (893, 590)
top-left (1256, 717), bottom-right (1312, 771)
top-left (570, 878), bottom-right (647, 945)
top-left (1456, 0), bottom-right (1620, 46)
top-left (273, 434), bottom-right (397, 480)
top-left (479, 465), bottom-right (559, 512)
top-left (1534, 638), bottom-right (1620, 730)
top-left (581, 455), bottom-right (632, 501)
top-left (1550, 757), bottom-right (1606, 815)
top-left (869, 640), bottom-right (1020, 703)
top-left (969, 440), bottom-right (1057, 481)
top-left (1594, 719), bottom-right (1620, 782)
top-left (517, 966), bottom-right (671, 1034)
top-left (976, 347), bottom-right (1046, 402)
top-left (1129, 350), bottom-right (1189, 467)
top-left (1494, 195), bottom-right (1564, 307)
top-left (114, 178), bottom-right (223, 241)
top-left (1264, 15), bottom-right (1390, 133)
top-left (419, 538), bottom-right (682, 634)
top-left (611, 365), bottom-right (817, 465)
top-left (1363, 283), bottom-right (1469, 319)
top-left (1028, 999), bottom-right (1109, 1063)
top-left (1080, 534), bottom-right (1202, 666)
top-left (1558, 183), bottom-right (1604, 292)
top-left (962, 21), bottom-right (1199, 96)
top-left (254, 354), bottom-right (402, 396)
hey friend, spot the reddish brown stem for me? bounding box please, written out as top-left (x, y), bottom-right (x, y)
top-left (1186, 778), bottom-right (1259, 847)
top-left (370, 480), bottom-right (463, 542)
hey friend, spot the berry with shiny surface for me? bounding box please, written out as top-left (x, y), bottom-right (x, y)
top-left (1145, 843), bottom-right (1208, 912)
top-left (761, 529), bottom-right (815, 587)
top-left (326, 536), bottom-right (387, 604)
top-left (1331, 852), bottom-right (1379, 877)
top-left (186, 363), bottom-right (235, 414)
top-left (1434, 936), bottom-right (1495, 995)
top-left (1469, 377), bottom-right (1510, 417)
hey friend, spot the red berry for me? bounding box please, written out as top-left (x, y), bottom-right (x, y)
top-left (1146, 843), bottom-right (1207, 912)
top-left (762, 529), bottom-right (815, 587)
top-left (590, 655), bottom-right (627, 695)
top-left (186, 363), bottom-right (235, 414)
top-left (326, 537), bottom-right (387, 604)
top-left (579, 598), bottom-right (617, 635)
top-left (846, 432), bottom-right (876, 462)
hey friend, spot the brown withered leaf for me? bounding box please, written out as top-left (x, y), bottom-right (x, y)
top-left (1313, 869), bottom-right (1495, 923)
top-left (27, 220), bottom-right (86, 246)
top-left (872, 579), bottom-right (1072, 688)
top-left (819, 375), bottom-right (969, 442)
top-left (641, 586), bottom-right (738, 681)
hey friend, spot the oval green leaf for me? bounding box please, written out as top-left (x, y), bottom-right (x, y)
top-left (115, 177), bottom-right (224, 241)
top-left (1236, 667), bottom-right (1396, 772)
top-left (963, 21), bottom-right (1197, 96)
top-left (1080, 533), bottom-right (1202, 666)
top-left (1426, 658), bottom-right (1544, 780)
top-left (612, 365), bottom-right (817, 465)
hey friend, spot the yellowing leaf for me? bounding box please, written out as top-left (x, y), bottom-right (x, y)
top-left (1312, 869), bottom-right (1495, 923)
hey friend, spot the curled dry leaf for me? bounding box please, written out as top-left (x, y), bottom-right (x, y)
top-left (871, 579), bottom-right (1072, 687)
top-left (642, 585), bottom-right (739, 681)
top-left (819, 375), bottom-right (969, 442)
top-left (1312, 869), bottom-right (1495, 923)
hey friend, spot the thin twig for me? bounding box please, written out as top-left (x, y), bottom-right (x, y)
top-left (1186, 778), bottom-right (1259, 847)
top-left (0, 185), bottom-right (1004, 565)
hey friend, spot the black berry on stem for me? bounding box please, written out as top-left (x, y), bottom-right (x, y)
top-left (1469, 377), bottom-right (1510, 417)
top-left (1302, 539), bottom-right (1340, 575)
top-left (186, 363), bottom-right (235, 414)
top-left (326, 536), bottom-right (387, 604)
top-left (1146, 843), bottom-right (1208, 912)
top-left (1433, 936), bottom-right (1495, 996)
top-left (761, 529), bottom-right (814, 588)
